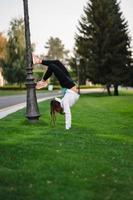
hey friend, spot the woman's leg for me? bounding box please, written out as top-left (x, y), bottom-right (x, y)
top-left (42, 60), bottom-right (70, 76)
top-left (42, 61), bottom-right (75, 89)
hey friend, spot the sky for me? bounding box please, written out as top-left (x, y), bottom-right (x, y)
top-left (0, 0), bottom-right (133, 54)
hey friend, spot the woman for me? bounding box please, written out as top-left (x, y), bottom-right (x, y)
top-left (33, 56), bottom-right (80, 130)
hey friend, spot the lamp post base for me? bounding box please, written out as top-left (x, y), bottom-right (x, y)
top-left (26, 116), bottom-right (40, 123)
top-left (26, 82), bottom-right (40, 121)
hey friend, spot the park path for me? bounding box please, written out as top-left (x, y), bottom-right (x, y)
top-left (0, 88), bottom-right (104, 119)
top-left (0, 91), bottom-right (61, 109)
top-left (0, 91), bottom-right (61, 119)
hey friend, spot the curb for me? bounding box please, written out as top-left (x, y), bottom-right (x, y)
top-left (0, 94), bottom-right (61, 119)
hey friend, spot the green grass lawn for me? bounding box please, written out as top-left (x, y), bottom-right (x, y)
top-left (0, 93), bottom-right (133, 200)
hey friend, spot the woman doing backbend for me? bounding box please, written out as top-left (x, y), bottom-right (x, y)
top-left (33, 56), bottom-right (80, 130)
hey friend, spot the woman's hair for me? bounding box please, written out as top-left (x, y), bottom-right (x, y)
top-left (50, 99), bottom-right (64, 126)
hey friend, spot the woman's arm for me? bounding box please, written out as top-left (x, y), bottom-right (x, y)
top-left (42, 60), bottom-right (69, 76)
top-left (62, 99), bottom-right (71, 130)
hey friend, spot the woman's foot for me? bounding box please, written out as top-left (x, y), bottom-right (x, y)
top-left (36, 80), bottom-right (48, 89)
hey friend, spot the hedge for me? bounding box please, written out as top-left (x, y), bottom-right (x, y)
top-left (0, 84), bottom-right (103, 91)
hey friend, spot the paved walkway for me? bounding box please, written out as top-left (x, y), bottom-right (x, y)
top-left (0, 92), bottom-right (61, 119)
top-left (0, 88), bottom-right (104, 119)
top-left (0, 91), bottom-right (62, 109)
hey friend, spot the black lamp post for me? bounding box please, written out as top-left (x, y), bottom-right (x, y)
top-left (76, 57), bottom-right (80, 94)
top-left (23, 0), bottom-right (40, 122)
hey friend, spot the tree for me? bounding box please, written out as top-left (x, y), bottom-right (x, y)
top-left (2, 18), bottom-right (26, 86)
top-left (127, 62), bottom-right (133, 86)
top-left (45, 37), bottom-right (69, 61)
top-left (44, 37), bottom-right (70, 84)
top-left (69, 48), bottom-right (87, 85)
top-left (0, 32), bottom-right (7, 60)
top-left (75, 0), bottom-right (132, 95)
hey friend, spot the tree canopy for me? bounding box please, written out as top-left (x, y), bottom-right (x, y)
top-left (75, 0), bottom-right (132, 95)
top-left (0, 32), bottom-right (7, 60)
top-left (2, 18), bottom-right (26, 86)
top-left (44, 37), bottom-right (70, 84)
top-left (45, 37), bottom-right (69, 62)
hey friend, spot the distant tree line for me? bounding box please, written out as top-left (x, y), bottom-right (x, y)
top-left (0, 19), bottom-right (69, 87)
top-left (0, 18), bottom-right (26, 87)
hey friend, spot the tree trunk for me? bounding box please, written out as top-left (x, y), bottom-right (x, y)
top-left (106, 84), bottom-right (112, 96)
top-left (114, 84), bottom-right (119, 96)
top-left (19, 83), bottom-right (22, 88)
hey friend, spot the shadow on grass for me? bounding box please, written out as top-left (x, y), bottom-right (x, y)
top-left (21, 119), bottom-right (49, 127)
top-left (81, 90), bottom-right (133, 97)
top-left (81, 92), bottom-right (109, 98)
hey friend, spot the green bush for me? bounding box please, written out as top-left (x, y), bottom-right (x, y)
top-left (0, 85), bottom-right (26, 90)
top-left (0, 84), bottom-right (103, 91)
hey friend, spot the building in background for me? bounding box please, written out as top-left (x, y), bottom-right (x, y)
top-left (0, 67), bottom-right (4, 86)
